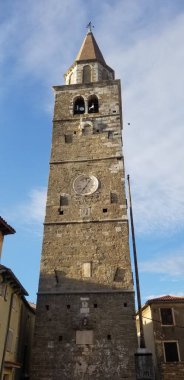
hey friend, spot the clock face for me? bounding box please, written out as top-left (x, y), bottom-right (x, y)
top-left (73, 174), bottom-right (99, 195)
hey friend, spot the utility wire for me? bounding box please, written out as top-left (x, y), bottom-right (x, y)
top-left (134, 315), bottom-right (184, 330)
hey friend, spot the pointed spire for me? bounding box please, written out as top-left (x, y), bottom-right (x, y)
top-left (64, 29), bottom-right (114, 85)
top-left (76, 31), bottom-right (106, 65)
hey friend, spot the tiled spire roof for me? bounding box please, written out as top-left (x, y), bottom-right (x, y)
top-left (76, 31), bottom-right (106, 65)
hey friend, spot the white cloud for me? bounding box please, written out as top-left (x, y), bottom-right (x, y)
top-left (1, 1), bottom-right (184, 236)
top-left (19, 188), bottom-right (47, 224)
top-left (5, 188), bottom-right (47, 234)
top-left (119, 12), bottom-right (184, 235)
top-left (0, 0), bottom-right (86, 85)
top-left (140, 251), bottom-right (184, 276)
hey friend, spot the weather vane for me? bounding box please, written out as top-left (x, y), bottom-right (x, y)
top-left (86, 21), bottom-right (94, 33)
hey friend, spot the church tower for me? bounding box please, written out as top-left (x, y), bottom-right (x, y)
top-left (32, 29), bottom-right (137, 380)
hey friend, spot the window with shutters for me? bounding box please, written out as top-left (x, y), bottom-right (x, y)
top-left (163, 342), bottom-right (180, 362)
top-left (160, 308), bottom-right (174, 325)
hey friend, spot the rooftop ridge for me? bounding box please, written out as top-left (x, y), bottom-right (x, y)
top-left (146, 294), bottom-right (184, 304)
top-left (0, 216), bottom-right (15, 235)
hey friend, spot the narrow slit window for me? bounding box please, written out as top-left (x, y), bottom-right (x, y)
top-left (108, 131), bottom-right (113, 139)
top-left (103, 208), bottom-right (108, 213)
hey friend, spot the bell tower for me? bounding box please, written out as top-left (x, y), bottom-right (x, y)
top-left (31, 30), bottom-right (137, 380)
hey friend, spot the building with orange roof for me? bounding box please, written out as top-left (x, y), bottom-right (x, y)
top-left (136, 295), bottom-right (184, 379)
top-left (0, 217), bottom-right (35, 380)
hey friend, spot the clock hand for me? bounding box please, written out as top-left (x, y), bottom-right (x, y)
top-left (81, 178), bottom-right (91, 192)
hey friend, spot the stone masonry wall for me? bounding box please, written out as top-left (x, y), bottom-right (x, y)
top-left (31, 78), bottom-right (137, 379)
top-left (39, 221), bottom-right (133, 292)
top-left (32, 292), bottom-right (137, 380)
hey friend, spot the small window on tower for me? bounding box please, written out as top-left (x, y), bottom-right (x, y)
top-left (60, 195), bottom-right (69, 206)
top-left (73, 96), bottom-right (85, 114)
top-left (83, 65), bottom-right (92, 83)
top-left (64, 134), bottom-right (73, 143)
top-left (110, 192), bottom-right (118, 204)
top-left (88, 95), bottom-right (99, 113)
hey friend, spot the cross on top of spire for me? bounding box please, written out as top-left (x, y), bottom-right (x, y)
top-left (86, 21), bottom-right (94, 33)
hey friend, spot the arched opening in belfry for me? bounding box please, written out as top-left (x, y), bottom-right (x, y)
top-left (83, 65), bottom-right (91, 83)
top-left (88, 95), bottom-right (99, 113)
top-left (73, 96), bottom-right (85, 114)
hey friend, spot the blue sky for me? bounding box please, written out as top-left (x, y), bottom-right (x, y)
top-left (0, 0), bottom-right (184, 303)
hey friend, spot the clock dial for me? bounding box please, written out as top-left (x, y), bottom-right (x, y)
top-left (73, 174), bottom-right (98, 195)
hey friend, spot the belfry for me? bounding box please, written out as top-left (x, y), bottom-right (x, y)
top-left (31, 29), bottom-right (137, 379)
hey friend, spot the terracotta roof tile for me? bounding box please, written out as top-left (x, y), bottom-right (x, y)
top-left (0, 264), bottom-right (28, 296)
top-left (0, 216), bottom-right (15, 235)
top-left (147, 295), bottom-right (184, 304)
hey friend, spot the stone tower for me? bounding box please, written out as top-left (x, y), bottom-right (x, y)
top-left (32, 30), bottom-right (137, 379)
